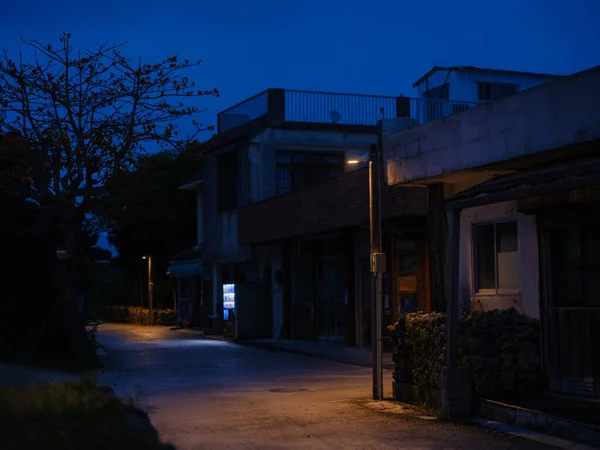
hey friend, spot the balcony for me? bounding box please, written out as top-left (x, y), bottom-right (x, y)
top-left (217, 88), bottom-right (478, 134)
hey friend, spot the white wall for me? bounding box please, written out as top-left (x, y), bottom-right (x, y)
top-left (386, 66), bottom-right (600, 185)
top-left (415, 67), bottom-right (559, 102)
top-left (218, 210), bottom-right (242, 261)
top-left (248, 128), bottom-right (377, 203)
top-left (451, 71), bottom-right (559, 103)
top-left (458, 200), bottom-right (540, 319)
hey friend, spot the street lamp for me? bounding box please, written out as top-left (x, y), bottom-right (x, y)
top-left (142, 255), bottom-right (154, 324)
top-left (347, 141), bottom-right (386, 401)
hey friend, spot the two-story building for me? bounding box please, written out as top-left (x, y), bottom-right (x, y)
top-left (172, 88), bottom-right (432, 342)
top-left (169, 65), bottom-right (570, 347)
top-left (384, 65), bottom-right (600, 401)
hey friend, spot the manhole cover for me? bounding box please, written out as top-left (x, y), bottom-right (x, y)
top-left (268, 388), bottom-right (310, 393)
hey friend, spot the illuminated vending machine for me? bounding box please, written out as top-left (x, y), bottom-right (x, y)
top-left (221, 282), bottom-right (270, 340)
top-left (222, 283), bottom-right (237, 339)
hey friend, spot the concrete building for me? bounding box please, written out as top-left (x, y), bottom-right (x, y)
top-left (383, 65), bottom-right (600, 402)
top-left (169, 85), bottom-right (481, 344)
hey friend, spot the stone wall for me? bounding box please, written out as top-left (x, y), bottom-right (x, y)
top-left (389, 308), bottom-right (543, 398)
top-left (105, 306), bottom-right (177, 326)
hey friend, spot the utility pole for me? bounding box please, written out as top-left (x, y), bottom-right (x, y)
top-left (145, 255), bottom-right (154, 325)
top-left (369, 132), bottom-right (385, 400)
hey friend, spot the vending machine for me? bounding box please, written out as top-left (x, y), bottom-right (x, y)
top-left (222, 283), bottom-right (237, 339)
top-left (221, 282), bottom-right (270, 340)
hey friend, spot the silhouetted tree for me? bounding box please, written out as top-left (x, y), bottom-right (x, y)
top-left (95, 150), bottom-right (199, 308)
top-left (0, 33), bottom-right (217, 366)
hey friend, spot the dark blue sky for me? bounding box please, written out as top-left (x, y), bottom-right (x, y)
top-left (3, 0), bottom-right (599, 138)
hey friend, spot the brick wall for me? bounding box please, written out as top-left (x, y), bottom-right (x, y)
top-left (238, 167), bottom-right (427, 245)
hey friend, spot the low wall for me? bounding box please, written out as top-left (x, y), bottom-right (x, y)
top-left (105, 306), bottom-right (177, 326)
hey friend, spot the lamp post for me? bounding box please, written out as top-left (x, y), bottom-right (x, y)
top-left (348, 140), bottom-right (386, 401)
top-left (143, 255), bottom-right (154, 324)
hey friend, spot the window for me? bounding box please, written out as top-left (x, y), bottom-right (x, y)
top-left (477, 82), bottom-right (519, 101)
top-left (217, 150), bottom-right (238, 211)
top-left (548, 226), bottom-right (600, 307)
top-left (276, 150), bottom-right (344, 195)
top-left (473, 221), bottom-right (519, 292)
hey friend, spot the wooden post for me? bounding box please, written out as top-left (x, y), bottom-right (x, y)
top-left (427, 184), bottom-right (448, 312)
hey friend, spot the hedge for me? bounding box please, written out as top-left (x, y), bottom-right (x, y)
top-left (388, 307), bottom-right (543, 397)
top-left (105, 306), bottom-right (177, 326)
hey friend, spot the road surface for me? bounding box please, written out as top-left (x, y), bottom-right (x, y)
top-left (96, 324), bottom-right (552, 450)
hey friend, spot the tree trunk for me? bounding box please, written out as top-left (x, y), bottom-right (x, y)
top-left (43, 205), bottom-right (97, 369)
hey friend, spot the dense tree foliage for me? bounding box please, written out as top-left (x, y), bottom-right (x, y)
top-left (0, 33), bottom-right (216, 366)
top-left (96, 150), bottom-right (200, 309)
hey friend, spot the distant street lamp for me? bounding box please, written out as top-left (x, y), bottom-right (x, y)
top-left (142, 255), bottom-right (154, 324)
top-left (347, 140), bottom-right (386, 401)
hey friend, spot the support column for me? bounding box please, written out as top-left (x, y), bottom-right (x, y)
top-left (440, 206), bottom-right (472, 420)
top-left (427, 184), bottom-right (448, 312)
top-left (212, 263), bottom-right (219, 317)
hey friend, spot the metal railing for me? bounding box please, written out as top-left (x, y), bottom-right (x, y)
top-left (218, 90), bottom-right (269, 133)
top-left (217, 88), bottom-right (479, 133)
top-left (284, 90), bottom-right (398, 126)
top-left (409, 97), bottom-right (476, 125)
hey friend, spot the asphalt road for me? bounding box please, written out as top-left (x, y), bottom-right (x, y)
top-left (96, 324), bottom-right (553, 450)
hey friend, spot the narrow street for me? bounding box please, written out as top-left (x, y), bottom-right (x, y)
top-left (96, 324), bottom-right (553, 450)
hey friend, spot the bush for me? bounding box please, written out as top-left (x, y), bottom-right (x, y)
top-left (388, 307), bottom-right (543, 397)
top-left (0, 379), bottom-right (174, 449)
top-left (104, 306), bottom-right (177, 326)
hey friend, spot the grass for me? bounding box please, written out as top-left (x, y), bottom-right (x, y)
top-left (0, 377), bottom-right (173, 450)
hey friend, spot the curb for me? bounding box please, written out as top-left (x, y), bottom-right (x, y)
top-left (238, 341), bottom-right (394, 370)
top-left (473, 418), bottom-right (599, 450)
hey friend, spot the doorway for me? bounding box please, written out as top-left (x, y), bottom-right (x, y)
top-left (541, 224), bottom-right (600, 398)
top-left (316, 256), bottom-right (345, 341)
top-left (394, 237), bottom-right (420, 319)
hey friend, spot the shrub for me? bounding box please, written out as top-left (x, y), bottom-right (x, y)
top-left (104, 306), bottom-right (177, 326)
top-left (388, 307), bottom-right (543, 397)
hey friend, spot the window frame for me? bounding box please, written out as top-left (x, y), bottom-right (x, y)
top-left (476, 81), bottom-right (520, 102)
top-left (471, 218), bottom-right (520, 295)
top-left (275, 149), bottom-right (345, 195)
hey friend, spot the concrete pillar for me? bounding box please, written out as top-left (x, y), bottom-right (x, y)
top-left (212, 263), bottom-right (220, 317)
top-left (440, 206), bottom-right (472, 420)
top-left (196, 188), bottom-right (204, 246)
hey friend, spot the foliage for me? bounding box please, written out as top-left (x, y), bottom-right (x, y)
top-left (95, 150), bottom-right (199, 285)
top-left (0, 33), bottom-right (215, 366)
top-left (104, 305), bottom-right (177, 326)
top-left (0, 379), bottom-right (173, 449)
top-left (388, 308), bottom-right (543, 396)
top-left (0, 32), bottom-right (218, 209)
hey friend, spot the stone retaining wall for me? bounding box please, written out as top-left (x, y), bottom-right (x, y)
top-left (389, 308), bottom-right (543, 398)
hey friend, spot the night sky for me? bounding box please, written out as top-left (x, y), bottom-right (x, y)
top-left (3, 0), bottom-right (599, 255)
top-left (3, 0), bottom-right (599, 138)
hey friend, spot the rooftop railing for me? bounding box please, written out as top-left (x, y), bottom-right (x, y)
top-left (217, 88), bottom-right (478, 133)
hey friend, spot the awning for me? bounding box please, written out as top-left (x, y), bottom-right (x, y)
top-left (445, 154), bottom-right (600, 210)
top-left (167, 260), bottom-right (212, 279)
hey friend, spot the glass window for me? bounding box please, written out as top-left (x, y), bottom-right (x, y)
top-left (474, 221), bottom-right (519, 291)
top-left (276, 150), bottom-right (344, 195)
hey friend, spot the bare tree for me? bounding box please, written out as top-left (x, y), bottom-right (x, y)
top-left (0, 33), bottom-right (218, 364)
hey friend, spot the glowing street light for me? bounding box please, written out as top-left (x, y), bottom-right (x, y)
top-left (347, 141), bottom-right (386, 401)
